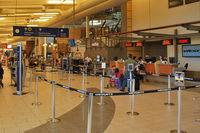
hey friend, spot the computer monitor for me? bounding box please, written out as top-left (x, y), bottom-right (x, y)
top-left (68, 39), bottom-right (75, 47)
top-left (97, 55), bottom-right (101, 62)
top-left (169, 57), bottom-right (175, 64)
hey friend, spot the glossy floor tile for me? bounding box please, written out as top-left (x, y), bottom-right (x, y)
top-left (0, 67), bottom-right (199, 133)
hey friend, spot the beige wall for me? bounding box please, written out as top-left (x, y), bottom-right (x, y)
top-left (132, 0), bottom-right (200, 30)
top-left (132, 0), bottom-right (200, 71)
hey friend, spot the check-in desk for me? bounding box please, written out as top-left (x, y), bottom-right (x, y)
top-left (109, 61), bottom-right (124, 73)
top-left (159, 64), bottom-right (178, 75)
top-left (145, 64), bottom-right (155, 74)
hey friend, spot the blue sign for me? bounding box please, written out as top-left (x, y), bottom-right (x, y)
top-left (13, 26), bottom-right (38, 37)
top-left (17, 42), bottom-right (22, 95)
top-left (13, 26), bottom-right (69, 38)
top-left (182, 45), bottom-right (200, 57)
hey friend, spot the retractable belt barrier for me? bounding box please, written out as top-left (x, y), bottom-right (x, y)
top-left (35, 72), bottom-right (199, 133)
top-left (38, 76), bottom-right (200, 97)
top-left (88, 72), bottom-right (200, 82)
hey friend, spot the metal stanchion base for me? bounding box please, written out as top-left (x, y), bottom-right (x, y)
top-left (195, 119), bottom-right (200, 122)
top-left (126, 111), bottom-right (139, 116)
top-left (97, 102), bottom-right (106, 105)
top-left (13, 92), bottom-right (28, 95)
top-left (48, 118), bottom-right (60, 123)
top-left (164, 102), bottom-right (175, 106)
top-left (79, 94), bottom-right (88, 98)
top-left (32, 102), bottom-right (42, 106)
top-left (170, 130), bottom-right (187, 133)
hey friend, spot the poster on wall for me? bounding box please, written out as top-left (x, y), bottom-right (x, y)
top-left (182, 45), bottom-right (200, 57)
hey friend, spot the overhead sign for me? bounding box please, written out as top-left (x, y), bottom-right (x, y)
top-left (135, 42), bottom-right (143, 47)
top-left (162, 39), bottom-right (173, 45)
top-left (13, 26), bottom-right (69, 38)
top-left (125, 43), bottom-right (133, 47)
top-left (177, 38), bottom-right (191, 44)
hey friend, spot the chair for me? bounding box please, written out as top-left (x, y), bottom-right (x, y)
top-left (183, 63), bottom-right (188, 72)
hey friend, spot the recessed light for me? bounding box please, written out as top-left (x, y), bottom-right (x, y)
top-left (40, 16), bottom-right (53, 19)
top-left (27, 25), bottom-right (38, 27)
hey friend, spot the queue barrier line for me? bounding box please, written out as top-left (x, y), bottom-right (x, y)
top-left (89, 72), bottom-right (200, 82)
top-left (38, 76), bottom-right (200, 97)
top-left (38, 76), bottom-right (90, 95)
top-left (36, 73), bottom-right (199, 133)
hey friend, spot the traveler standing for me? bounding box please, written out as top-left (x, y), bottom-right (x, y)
top-left (120, 54), bottom-right (137, 92)
top-left (0, 63), bottom-right (4, 88)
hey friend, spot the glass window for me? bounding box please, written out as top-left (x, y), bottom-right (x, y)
top-left (185, 0), bottom-right (200, 4)
top-left (169, 0), bottom-right (184, 8)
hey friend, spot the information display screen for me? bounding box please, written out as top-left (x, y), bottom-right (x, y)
top-left (175, 72), bottom-right (185, 86)
top-left (182, 45), bottom-right (200, 57)
top-left (128, 64), bottom-right (134, 72)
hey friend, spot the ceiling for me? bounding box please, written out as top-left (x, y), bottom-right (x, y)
top-left (0, 0), bottom-right (81, 43)
top-left (0, 0), bottom-right (129, 44)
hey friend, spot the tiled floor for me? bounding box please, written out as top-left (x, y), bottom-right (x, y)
top-left (0, 67), bottom-right (199, 133)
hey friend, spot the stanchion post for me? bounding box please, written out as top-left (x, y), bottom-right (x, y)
top-left (97, 75), bottom-right (105, 105)
top-left (48, 83), bottom-right (60, 123)
top-left (68, 70), bottom-right (71, 87)
top-left (51, 71), bottom-right (53, 81)
top-left (32, 75), bottom-right (41, 105)
top-left (29, 70), bottom-right (32, 94)
top-left (58, 70), bottom-right (61, 81)
top-left (127, 71), bottom-right (139, 116)
top-left (87, 93), bottom-right (93, 133)
top-left (80, 72), bottom-right (87, 98)
top-left (170, 72), bottom-right (186, 133)
top-left (164, 75), bottom-right (175, 106)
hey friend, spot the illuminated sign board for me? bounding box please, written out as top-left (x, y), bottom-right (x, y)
top-left (162, 39), bottom-right (173, 45)
top-left (177, 38), bottom-right (191, 44)
top-left (125, 43), bottom-right (133, 47)
top-left (135, 42), bottom-right (143, 47)
top-left (6, 44), bottom-right (12, 49)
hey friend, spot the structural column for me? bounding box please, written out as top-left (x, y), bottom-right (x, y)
top-left (86, 16), bottom-right (90, 39)
top-left (44, 37), bottom-right (47, 60)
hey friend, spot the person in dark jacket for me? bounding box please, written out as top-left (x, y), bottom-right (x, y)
top-left (0, 63), bottom-right (4, 88)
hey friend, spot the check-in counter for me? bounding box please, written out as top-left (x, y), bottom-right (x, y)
top-left (145, 64), bottom-right (155, 74)
top-left (109, 61), bottom-right (124, 74)
top-left (145, 63), bottom-right (178, 75)
top-left (159, 64), bottom-right (178, 75)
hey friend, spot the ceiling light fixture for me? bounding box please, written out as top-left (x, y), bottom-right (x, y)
top-left (40, 16), bottom-right (53, 19)
top-left (45, 13), bottom-right (59, 15)
top-left (63, 0), bottom-right (74, 4)
top-left (27, 25), bottom-right (38, 27)
top-left (0, 34), bottom-right (10, 36)
top-left (48, 1), bottom-right (62, 4)
top-left (0, 18), bottom-right (5, 20)
top-left (35, 19), bottom-right (49, 22)
top-left (33, 13), bottom-right (59, 15)
top-left (48, 0), bottom-right (74, 4)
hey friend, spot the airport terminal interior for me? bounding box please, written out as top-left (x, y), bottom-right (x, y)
top-left (0, 0), bottom-right (200, 133)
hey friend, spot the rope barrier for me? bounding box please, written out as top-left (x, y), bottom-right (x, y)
top-left (38, 76), bottom-right (200, 97)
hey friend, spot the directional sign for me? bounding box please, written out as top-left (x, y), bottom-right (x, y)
top-left (13, 26), bottom-right (37, 37)
top-left (13, 26), bottom-right (69, 38)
